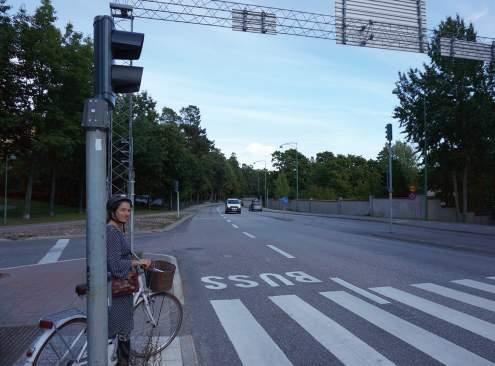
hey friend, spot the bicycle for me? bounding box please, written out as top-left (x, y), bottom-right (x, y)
top-left (24, 262), bottom-right (183, 365)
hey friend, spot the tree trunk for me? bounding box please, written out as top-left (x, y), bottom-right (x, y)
top-left (462, 162), bottom-right (469, 218)
top-left (23, 164), bottom-right (34, 220)
top-left (452, 170), bottom-right (460, 220)
top-left (49, 167), bottom-right (56, 216)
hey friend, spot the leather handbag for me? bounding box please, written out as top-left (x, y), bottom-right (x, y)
top-left (111, 271), bottom-right (138, 297)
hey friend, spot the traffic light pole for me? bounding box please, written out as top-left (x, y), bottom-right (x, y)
top-left (388, 139), bottom-right (393, 232)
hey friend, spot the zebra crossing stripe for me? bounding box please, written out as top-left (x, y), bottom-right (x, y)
top-left (38, 239), bottom-right (70, 264)
top-left (270, 295), bottom-right (395, 366)
top-left (330, 278), bottom-right (389, 305)
top-left (321, 291), bottom-right (494, 366)
top-left (371, 286), bottom-right (495, 342)
top-left (211, 299), bottom-right (292, 366)
top-left (451, 279), bottom-right (495, 294)
top-left (412, 282), bottom-right (495, 312)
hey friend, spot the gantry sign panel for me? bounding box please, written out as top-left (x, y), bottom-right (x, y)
top-left (440, 37), bottom-right (495, 63)
top-left (335, 0), bottom-right (427, 53)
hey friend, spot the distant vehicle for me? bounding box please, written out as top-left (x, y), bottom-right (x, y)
top-left (134, 195), bottom-right (151, 206)
top-left (150, 198), bottom-right (164, 207)
top-left (249, 199), bottom-right (262, 212)
top-left (225, 198), bottom-right (242, 214)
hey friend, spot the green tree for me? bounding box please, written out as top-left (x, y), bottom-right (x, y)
top-left (273, 172), bottom-right (290, 199)
top-left (394, 15), bottom-right (495, 215)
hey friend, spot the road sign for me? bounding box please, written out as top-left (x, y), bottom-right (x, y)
top-left (408, 192), bottom-right (417, 200)
top-left (279, 196), bottom-right (289, 205)
top-left (409, 185), bottom-right (416, 193)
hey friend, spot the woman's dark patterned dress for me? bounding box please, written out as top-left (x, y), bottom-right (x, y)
top-left (107, 224), bottom-right (134, 338)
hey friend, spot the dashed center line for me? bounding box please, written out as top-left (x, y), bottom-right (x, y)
top-left (227, 220), bottom-right (232, 223)
top-left (266, 245), bottom-right (295, 259)
top-left (243, 232), bottom-right (256, 239)
top-left (232, 224), bottom-right (239, 229)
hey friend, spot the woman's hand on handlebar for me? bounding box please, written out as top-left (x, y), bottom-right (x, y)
top-left (132, 258), bottom-right (152, 269)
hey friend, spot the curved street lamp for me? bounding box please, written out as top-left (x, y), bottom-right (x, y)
top-left (253, 160), bottom-right (267, 207)
top-left (279, 142), bottom-right (298, 210)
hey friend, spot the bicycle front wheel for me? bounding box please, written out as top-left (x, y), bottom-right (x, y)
top-left (130, 292), bottom-right (183, 358)
top-left (33, 318), bottom-right (87, 366)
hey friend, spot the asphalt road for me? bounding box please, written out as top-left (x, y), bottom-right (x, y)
top-left (1, 205), bottom-right (495, 365)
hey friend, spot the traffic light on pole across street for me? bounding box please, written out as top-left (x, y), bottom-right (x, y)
top-left (93, 15), bottom-right (144, 106)
top-left (386, 123), bottom-right (392, 142)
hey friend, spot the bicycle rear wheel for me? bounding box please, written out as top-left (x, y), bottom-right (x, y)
top-left (33, 318), bottom-right (87, 366)
top-left (130, 292), bottom-right (183, 358)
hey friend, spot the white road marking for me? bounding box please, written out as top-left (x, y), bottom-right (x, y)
top-left (211, 299), bottom-right (293, 366)
top-left (266, 245), bottom-right (295, 259)
top-left (243, 232), bottom-right (256, 239)
top-left (227, 220), bottom-right (232, 223)
top-left (38, 239), bottom-right (70, 264)
top-left (488, 276), bottom-right (495, 281)
top-left (270, 295), bottom-right (395, 366)
top-left (413, 282), bottom-right (495, 312)
top-left (0, 257), bottom-right (84, 271)
top-left (451, 279), bottom-right (495, 294)
top-left (322, 291), bottom-right (494, 366)
top-left (371, 286), bottom-right (495, 342)
top-left (232, 224), bottom-right (239, 229)
top-left (330, 278), bottom-right (389, 304)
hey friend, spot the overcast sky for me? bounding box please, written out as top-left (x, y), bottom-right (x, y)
top-left (9, 0), bottom-right (495, 168)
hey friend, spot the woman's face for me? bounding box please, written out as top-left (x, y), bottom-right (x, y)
top-left (114, 201), bottom-right (131, 223)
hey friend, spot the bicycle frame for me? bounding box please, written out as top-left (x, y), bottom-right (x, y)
top-left (25, 268), bottom-right (160, 365)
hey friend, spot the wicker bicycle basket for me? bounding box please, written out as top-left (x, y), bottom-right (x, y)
top-left (146, 260), bottom-right (176, 292)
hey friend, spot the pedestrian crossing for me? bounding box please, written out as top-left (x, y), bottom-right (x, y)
top-left (210, 276), bottom-right (495, 365)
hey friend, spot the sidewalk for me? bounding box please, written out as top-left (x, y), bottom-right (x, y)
top-left (264, 208), bottom-right (495, 236)
top-left (0, 203), bottom-right (216, 240)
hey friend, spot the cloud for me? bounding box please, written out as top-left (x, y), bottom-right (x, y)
top-left (245, 143), bottom-right (276, 155)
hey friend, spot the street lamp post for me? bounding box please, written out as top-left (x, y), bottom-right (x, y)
top-left (279, 142), bottom-right (298, 211)
top-left (253, 160), bottom-right (267, 207)
top-left (3, 154), bottom-right (16, 225)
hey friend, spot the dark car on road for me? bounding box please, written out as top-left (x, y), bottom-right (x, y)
top-left (249, 200), bottom-right (262, 212)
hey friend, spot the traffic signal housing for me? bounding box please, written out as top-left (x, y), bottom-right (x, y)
top-left (94, 15), bottom-right (144, 105)
top-left (386, 123), bottom-right (392, 142)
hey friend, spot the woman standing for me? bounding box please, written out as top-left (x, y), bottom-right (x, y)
top-left (106, 194), bottom-right (151, 365)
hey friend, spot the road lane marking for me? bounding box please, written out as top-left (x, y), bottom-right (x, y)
top-left (211, 299), bottom-right (293, 366)
top-left (38, 239), bottom-right (70, 264)
top-left (232, 224), bottom-right (239, 229)
top-left (371, 286), bottom-right (495, 342)
top-left (0, 257), bottom-right (84, 271)
top-left (413, 282), bottom-right (495, 312)
top-left (227, 220), bottom-right (232, 223)
top-left (329, 278), bottom-right (389, 304)
top-left (451, 279), bottom-right (495, 294)
top-left (266, 245), bottom-right (295, 259)
top-left (243, 232), bottom-right (256, 239)
top-left (270, 294), bottom-right (395, 366)
top-left (488, 276), bottom-right (495, 280)
top-left (321, 291), bottom-right (494, 366)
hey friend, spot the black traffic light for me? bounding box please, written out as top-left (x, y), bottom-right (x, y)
top-left (386, 123), bottom-right (392, 142)
top-left (94, 15), bottom-right (144, 105)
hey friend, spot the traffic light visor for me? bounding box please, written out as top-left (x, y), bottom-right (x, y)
top-left (112, 65), bottom-right (143, 93)
top-left (112, 30), bottom-right (144, 60)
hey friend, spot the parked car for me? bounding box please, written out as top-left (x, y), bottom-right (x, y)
top-left (134, 195), bottom-right (151, 206)
top-left (150, 198), bottom-right (164, 207)
top-left (225, 198), bottom-right (242, 214)
top-left (249, 199), bottom-right (262, 212)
